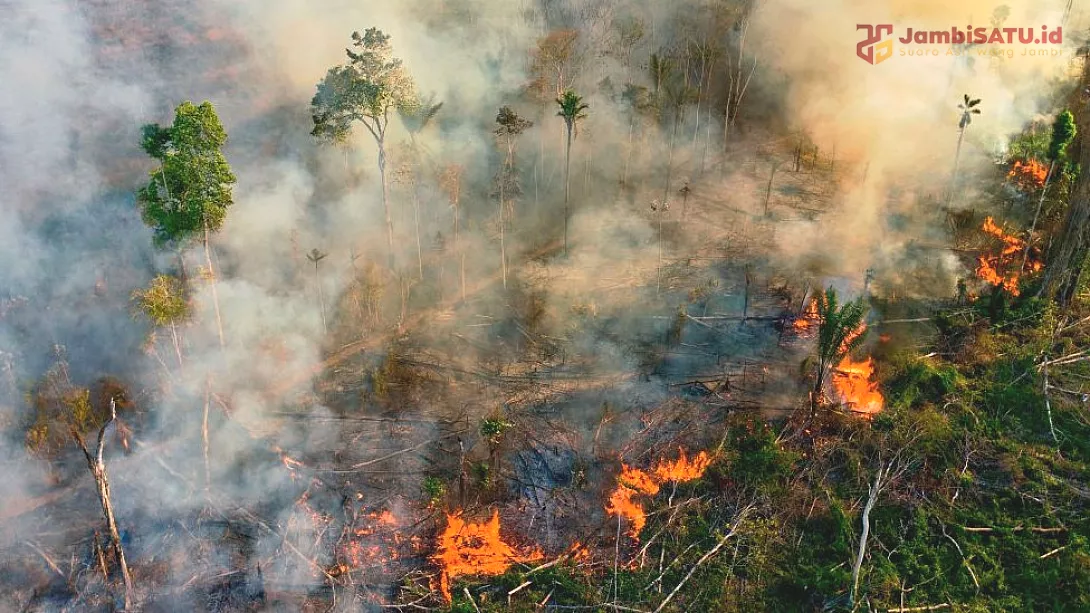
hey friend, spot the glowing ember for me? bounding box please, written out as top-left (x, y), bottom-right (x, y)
top-left (1008, 159), bottom-right (1048, 190)
top-left (975, 216), bottom-right (1041, 296)
top-left (606, 451), bottom-right (711, 540)
top-left (832, 356), bottom-right (884, 416)
top-left (434, 510), bottom-right (543, 602)
top-left (653, 449), bottom-right (712, 482)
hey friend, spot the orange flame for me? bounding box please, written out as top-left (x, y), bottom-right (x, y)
top-left (606, 450), bottom-right (711, 540)
top-left (653, 449), bottom-right (712, 482)
top-left (1008, 159), bottom-right (1048, 190)
top-left (832, 356), bottom-right (884, 416)
top-left (434, 510), bottom-right (543, 602)
top-left (975, 216), bottom-right (1041, 297)
top-left (793, 298), bottom-right (820, 330)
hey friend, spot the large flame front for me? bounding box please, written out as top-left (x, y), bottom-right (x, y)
top-left (1008, 159), bottom-right (1048, 190)
top-left (605, 450), bottom-right (711, 540)
top-left (975, 216), bottom-right (1041, 297)
top-left (434, 510), bottom-right (543, 602)
top-left (832, 356), bottom-right (884, 416)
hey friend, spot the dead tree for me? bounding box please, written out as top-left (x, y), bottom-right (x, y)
top-left (850, 456), bottom-right (909, 609)
top-left (73, 399), bottom-right (134, 610)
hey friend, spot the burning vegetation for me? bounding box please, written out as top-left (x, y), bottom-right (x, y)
top-left (1008, 159), bottom-right (1049, 190)
top-left (975, 216), bottom-right (1042, 296)
top-left (433, 510), bottom-right (543, 602)
top-left (832, 356), bottom-right (884, 416)
top-left (606, 449), bottom-right (712, 540)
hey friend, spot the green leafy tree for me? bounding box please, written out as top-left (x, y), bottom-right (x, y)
top-left (1024, 110), bottom-right (1076, 271)
top-left (494, 106), bottom-right (533, 289)
top-left (132, 274), bottom-right (190, 372)
top-left (949, 94), bottom-right (982, 204)
top-left (137, 101), bottom-right (235, 348)
top-left (811, 287), bottom-right (868, 415)
top-left (556, 90), bottom-right (588, 255)
top-left (311, 28), bottom-right (415, 267)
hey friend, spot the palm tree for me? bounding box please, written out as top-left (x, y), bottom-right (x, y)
top-left (949, 94), bottom-right (981, 204)
top-left (307, 248), bottom-right (329, 335)
top-left (811, 287), bottom-right (868, 416)
top-left (556, 89), bottom-right (589, 255)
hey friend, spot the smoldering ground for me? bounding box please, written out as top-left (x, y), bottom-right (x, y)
top-left (0, 0), bottom-right (1085, 608)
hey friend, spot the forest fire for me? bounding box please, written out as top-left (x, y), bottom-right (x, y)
top-left (434, 510), bottom-right (543, 602)
top-left (606, 451), bottom-right (711, 540)
top-left (832, 356), bottom-right (884, 416)
top-left (1008, 159), bottom-right (1049, 190)
top-left (975, 216), bottom-right (1042, 296)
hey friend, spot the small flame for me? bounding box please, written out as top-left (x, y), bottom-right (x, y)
top-left (832, 356), bottom-right (884, 416)
top-left (1008, 159), bottom-right (1049, 190)
top-left (434, 510), bottom-right (543, 603)
top-left (606, 451), bottom-right (711, 540)
top-left (793, 298), bottom-right (820, 330)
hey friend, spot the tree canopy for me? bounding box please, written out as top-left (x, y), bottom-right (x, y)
top-left (136, 101), bottom-right (236, 247)
top-left (311, 28), bottom-right (415, 144)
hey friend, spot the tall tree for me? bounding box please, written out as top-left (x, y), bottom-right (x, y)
top-left (311, 28), bottom-right (416, 268)
top-left (556, 90), bottom-right (589, 255)
top-left (948, 94), bottom-right (982, 204)
top-left (132, 274), bottom-right (190, 372)
top-left (811, 287), bottom-right (868, 416)
top-left (438, 164), bottom-right (466, 302)
top-left (494, 107), bottom-right (533, 288)
top-left (398, 95), bottom-right (443, 280)
top-left (1023, 110), bottom-right (1077, 272)
top-left (137, 101), bottom-right (235, 348)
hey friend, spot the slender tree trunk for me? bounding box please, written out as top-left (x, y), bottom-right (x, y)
top-left (500, 157), bottom-right (508, 290)
top-left (313, 260), bottom-right (327, 335)
top-left (1022, 160), bottom-right (1055, 272)
top-left (378, 138), bottom-right (395, 270)
top-left (764, 163), bottom-right (780, 216)
top-left (623, 118), bottom-right (634, 186)
top-left (203, 224), bottom-right (225, 349)
top-left (203, 376), bottom-right (212, 493)
top-left (169, 322), bottom-right (183, 372)
top-left (948, 128), bottom-right (966, 205)
top-left (564, 123), bottom-right (573, 255)
top-left (663, 108), bottom-right (681, 203)
top-left (411, 179), bottom-right (424, 281)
